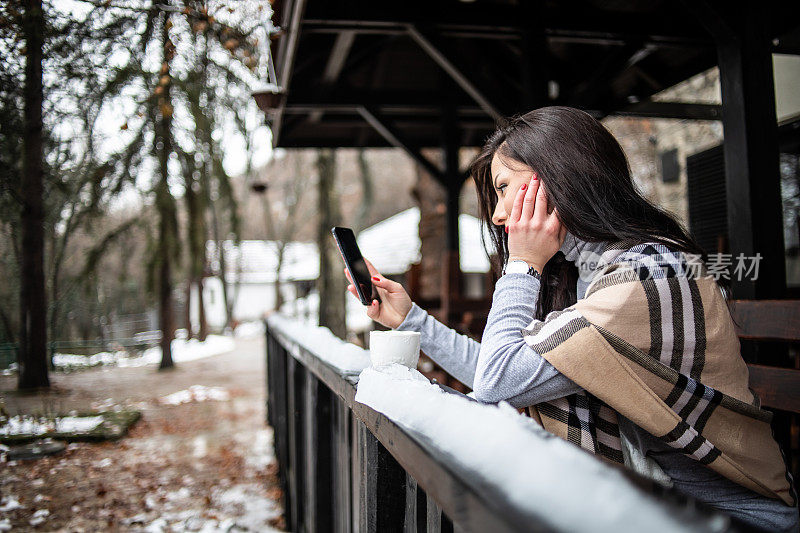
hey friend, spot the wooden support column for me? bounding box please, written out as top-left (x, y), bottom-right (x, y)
top-left (353, 416), bottom-right (406, 532)
top-left (332, 396), bottom-right (352, 533)
top-left (304, 371), bottom-right (334, 531)
top-left (404, 473), bottom-right (427, 533)
top-left (520, 2), bottom-right (550, 110)
top-left (286, 355), bottom-right (306, 532)
top-left (265, 324), bottom-right (292, 527)
top-left (687, 2), bottom-right (786, 299)
top-left (440, 91), bottom-right (463, 327)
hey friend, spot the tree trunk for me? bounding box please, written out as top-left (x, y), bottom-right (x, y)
top-left (212, 229), bottom-right (232, 329)
top-left (18, 0), bottom-right (49, 389)
top-left (411, 156), bottom-right (448, 301)
top-left (184, 281), bottom-right (193, 340)
top-left (197, 277), bottom-right (208, 341)
top-left (353, 149), bottom-right (373, 235)
top-left (274, 244), bottom-right (285, 311)
top-left (158, 257), bottom-right (174, 369)
top-left (157, 10), bottom-right (176, 370)
top-left (316, 149), bottom-right (347, 339)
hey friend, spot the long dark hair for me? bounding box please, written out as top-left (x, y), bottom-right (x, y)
top-left (471, 106), bottom-right (706, 319)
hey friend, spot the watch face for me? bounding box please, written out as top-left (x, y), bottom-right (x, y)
top-left (506, 260), bottom-right (530, 274)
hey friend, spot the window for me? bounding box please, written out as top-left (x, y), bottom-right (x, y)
top-left (660, 148), bottom-right (680, 183)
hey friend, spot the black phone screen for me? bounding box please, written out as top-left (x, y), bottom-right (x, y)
top-left (331, 227), bottom-right (379, 305)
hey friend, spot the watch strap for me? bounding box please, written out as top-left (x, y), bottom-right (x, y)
top-left (503, 260), bottom-right (541, 280)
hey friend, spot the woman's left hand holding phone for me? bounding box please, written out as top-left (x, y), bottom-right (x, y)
top-left (344, 258), bottom-right (412, 329)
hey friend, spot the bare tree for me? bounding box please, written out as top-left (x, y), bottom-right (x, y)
top-left (351, 149), bottom-right (374, 235)
top-left (256, 152), bottom-right (314, 311)
top-left (316, 149), bottom-right (347, 339)
top-left (154, 7), bottom-right (179, 369)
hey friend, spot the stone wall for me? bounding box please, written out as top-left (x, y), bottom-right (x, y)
top-left (603, 68), bottom-right (724, 223)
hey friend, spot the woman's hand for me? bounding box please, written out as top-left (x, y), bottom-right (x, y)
top-left (507, 176), bottom-right (567, 273)
top-left (344, 258), bottom-right (413, 329)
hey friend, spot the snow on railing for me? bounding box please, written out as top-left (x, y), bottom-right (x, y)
top-left (267, 314), bottom-right (369, 375)
top-left (265, 315), bottom-right (741, 533)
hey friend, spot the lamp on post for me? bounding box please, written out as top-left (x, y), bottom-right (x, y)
top-left (251, 180), bottom-right (269, 194)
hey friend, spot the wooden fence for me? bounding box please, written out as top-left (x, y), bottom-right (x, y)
top-left (265, 318), bottom-right (758, 533)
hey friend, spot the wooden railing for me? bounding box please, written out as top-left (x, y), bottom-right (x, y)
top-left (265, 316), bottom-right (756, 533)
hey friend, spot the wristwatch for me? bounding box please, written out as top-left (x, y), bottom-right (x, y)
top-left (503, 259), bottom-right (541, 280)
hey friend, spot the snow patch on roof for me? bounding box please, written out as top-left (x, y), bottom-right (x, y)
top-left (206, 207), bottom-right (491, 283)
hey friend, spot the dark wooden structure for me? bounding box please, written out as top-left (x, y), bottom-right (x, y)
top-left (266, 319), bottom-right (760, 532)
top-left (256, 0), bottom-right (800, 509)
top-left (729, 299), bottom-right (800, 483)
top-left (259, 0), bottom-right (800, 307)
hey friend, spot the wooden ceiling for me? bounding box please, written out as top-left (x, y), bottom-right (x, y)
top-left (261, 0), bottom-right (800, 148)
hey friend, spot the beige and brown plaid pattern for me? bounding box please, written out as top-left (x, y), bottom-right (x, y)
top-left (521, 241), bottom-right (797, 507)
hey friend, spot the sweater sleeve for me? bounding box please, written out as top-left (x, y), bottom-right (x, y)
top-left (396, 302), bottom-right (481, 388)
top-left (396, 273), bottom-right (583, 408)
top-left (473, 273), bottom-right (583, 406)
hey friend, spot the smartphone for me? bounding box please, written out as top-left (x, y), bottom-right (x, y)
top-left (331, 227), bottom-right (381, 306)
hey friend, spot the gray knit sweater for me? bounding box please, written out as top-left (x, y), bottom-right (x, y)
top-left (396, 234), bottom-right (799, 532)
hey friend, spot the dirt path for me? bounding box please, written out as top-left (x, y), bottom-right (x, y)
top-left (0, 335), bottom-right (286, 532)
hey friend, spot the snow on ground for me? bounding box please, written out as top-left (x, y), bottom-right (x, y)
top-left (49, 334), bottom-right (237, 372)
top-left (160, 385), bottom-right (230, 406)
top-left (52, 351), bottom-right (129, 369)
top-left (0, 334), bottom-right (285, 532)
top-left (233, 320), bottom-right (266, 339)
top-left (137, 335), bottom-right (236, 366)
top-left (0, 496), bottom-right (22, 512)
top-left (29, 509), bottom-right (49, 527)
top-left (0, 415), bottom-right (104, 436)
top-left (354, 363), bottom-right (699, 533)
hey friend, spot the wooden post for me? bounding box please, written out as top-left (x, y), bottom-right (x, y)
top-left (350, 412), bottom-right (361, 532)
top-left (376, 434), bottom-right (407, 530)
top-left (440, 250), bottom-right (463, 328)
top-left (286, 355), bottom-right (306, 531)
top-left (440, 87), bottom-right (463, 327)
top-left (304, 371), bottom-right (334, 531)
top-left (426, 493), bottom-right (443, 533)
top-left (265, 325), bottom-right (292, 527)
top-left (404, 473), bottom-right (425, 533)
top-left (353, 417), bottom-right (406, 532)
top-left (707, 5), bottom-right (786, 299)
top-left (332, 396), bottom-right (352, 533)
top-left (520, 2), bottom-right (549, 111)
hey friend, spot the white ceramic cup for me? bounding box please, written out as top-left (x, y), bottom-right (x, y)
top-left (368, 330), bottom-right (421, 368)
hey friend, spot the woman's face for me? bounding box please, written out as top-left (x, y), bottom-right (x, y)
top-left (489, 151), bottom-right (539, 228)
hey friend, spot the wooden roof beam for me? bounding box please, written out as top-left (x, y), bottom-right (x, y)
top-left (299, 3), bottom-right (714, 46)
top-left (566, 42), bottom-right (651, 108)
top-left (308, 30), bottom-right (357, 123)
top-left (609, 101), bottom-right (722, 121)
top-left (280, 101), bottom-right (722, 122)
top-left (301, 21), bottom-right (716, 49)
top-left (406, 26), bottom-right (503, 121)
top-left (356, 106), bottom-right (447, 183)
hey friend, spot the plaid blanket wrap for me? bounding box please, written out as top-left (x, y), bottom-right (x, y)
top-left (522, 241), bottom-right (797, 506)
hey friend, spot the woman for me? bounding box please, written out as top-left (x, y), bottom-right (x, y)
top-left (346, 107), bottom-right (799, 531)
